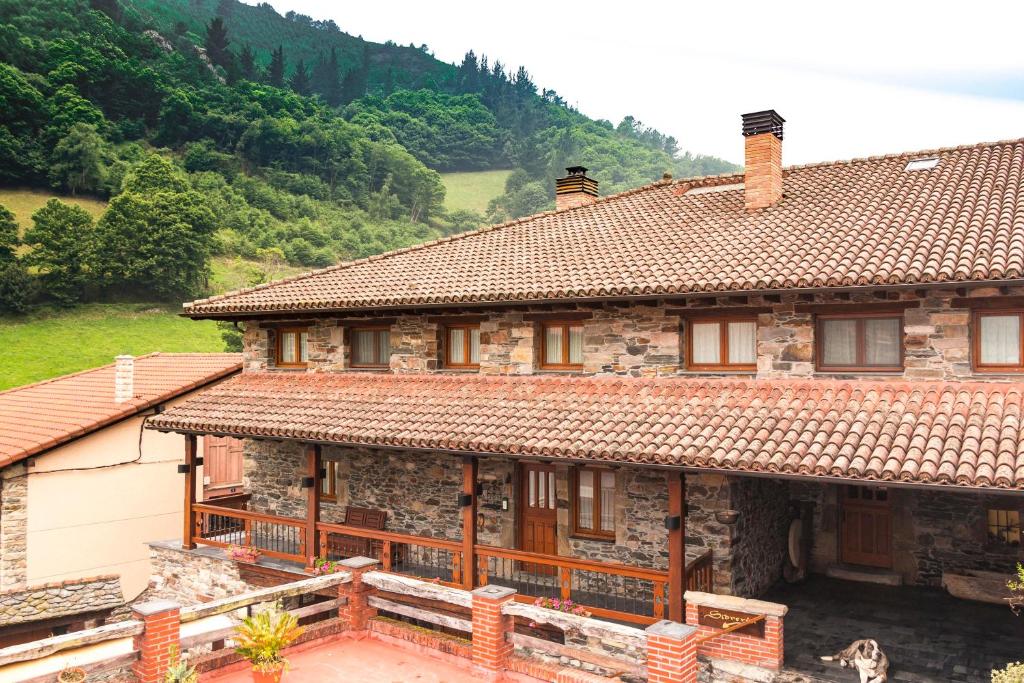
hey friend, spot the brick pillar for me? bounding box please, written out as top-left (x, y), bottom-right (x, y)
top-left (337, 556), bottom-right (379, 631)
top-left (471, 585), bottom-right (516, 674)
top-left (765, 614), bottom-right (784, 670)
top-left (646, 620), bottom-right (698, 683)
top-left (131, 599), bottom-right (181, 683)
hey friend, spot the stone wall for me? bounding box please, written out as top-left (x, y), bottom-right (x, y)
top-left (729, 477), bottom-right (790, 597)
top-left (0, 574), bottom-right (122, 627)
top-left (582, 304), bottom-right (680, 377)
top-left (243, 439), bottom-right (307, 519)
top-left (145, 542), bottom-right (253, 605)
top-left (0, 463), bottom-right (27, 589)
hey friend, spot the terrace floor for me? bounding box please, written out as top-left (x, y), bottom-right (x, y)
top-left (205, 636), bottom-right (482, 683)
top-left (765, 575), bottom-right (1024, 683)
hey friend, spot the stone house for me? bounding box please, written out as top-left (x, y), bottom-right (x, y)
top-left (145, 112), bottom-right (1024, 675)
top-left (0, 353), bottom-right (240, 647)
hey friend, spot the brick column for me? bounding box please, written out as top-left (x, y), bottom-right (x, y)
top-left (765, 614), bottom-right (784, 670)
top-left (337, 556), bottom-right (379, 631)
top-left (471, 585), bottom-right (516, 674)
top-left (646, 619), bottom-right (698, 683)
top-left (131, 599), bottom-right (181, 683)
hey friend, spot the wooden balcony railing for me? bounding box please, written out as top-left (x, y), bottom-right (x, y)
top-left (190, 504), bottom-right (713, 625)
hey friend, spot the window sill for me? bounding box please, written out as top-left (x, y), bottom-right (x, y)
top-left (269, 366), bottom-right (309, 373)
top-left (570, 533), bottom-right (616, 543)
top-left (678, 369), bottom-right (755, 376)
top-left (813, 370), bottom-right (903, 377)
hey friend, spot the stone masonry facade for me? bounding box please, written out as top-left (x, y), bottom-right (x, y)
top-left (0, 463), bottom-right (27, 590)
top-left (0, 574), bottom-right (123, 627)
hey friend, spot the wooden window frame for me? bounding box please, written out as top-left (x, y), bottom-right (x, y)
top-left (274, 327), bottom-right (309, 368)
top-left (350, 326), bottom-right (391, 369)
top-left (815, 312), bottom-right (904, 372)
top-left (320, 460), bottom-right (337, 502)
top-left (684, 316), bottom-right (757, 371)
top-left (972, 310), bottom-right (1024, 372)
top-left (444, 323), bottom-right (481, 369)
top-left (540, 321), bottom-right (584, 371)
top-left (570, 466), bottom-right (616, 541)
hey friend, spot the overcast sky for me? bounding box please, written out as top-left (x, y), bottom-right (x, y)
top-left (246, 0), bottom-right (1024, 165)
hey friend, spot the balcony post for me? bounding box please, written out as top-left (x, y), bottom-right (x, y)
top-left (305, 444), bottom-right (322, 570)
top-left (182, 434), bottom-right (197, 550)
top-left (461, 455), bottom-right (478, 590)
top-left (667, 469), bottom-right (686, 622)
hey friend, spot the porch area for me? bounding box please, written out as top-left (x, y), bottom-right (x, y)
top-left (180, 437), bottom-right (718, 626)
top-left (766, 575), bottom-right (1024, 683)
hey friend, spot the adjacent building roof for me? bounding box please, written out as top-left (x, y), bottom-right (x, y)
top-left (148, 372), bottom-right (1024, 490)
top-left (0, 353), bottom-right (242, 468)
top-left (184, 138), bottom-right (1024, 318)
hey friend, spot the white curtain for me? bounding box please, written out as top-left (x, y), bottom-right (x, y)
top-left (981, 315), bottom-right (1020, 364)
top-left (568, 325), bottom-right (584, 364)
top-left (299, 332), bottom-right (309, 362)
top-left (727, 322), bottom-right (756, 364)
top-left (280, 331), bottom-right (297, 363)
top-left (578, 470), bottom-right (594, 528)
top-left (353, 330), bottom-right (374, 365)
top-left (822, 319), bottom-right (857, 366)
top-left (691, 322), bottom-right (720, 364)
top-left (599, 471), bottom-right (615, 532)
top-left (544, 326), bottom-right (563, 364)
top-left (376, 330), bottom-right (390, 365)
top-left (469, 328), bottom-right (481, 364)
top-left (449, 328), bottom-right (465, 363)
top-left (864, 318), bottom-right (900, 366)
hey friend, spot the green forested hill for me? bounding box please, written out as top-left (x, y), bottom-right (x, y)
top-left (0, 0), bottom-right (737, 319)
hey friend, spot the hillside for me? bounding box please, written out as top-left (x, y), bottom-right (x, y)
top-left (0, 188), bottom-right (107, 232)
top-left (442, 170), bottom-right (512, 213)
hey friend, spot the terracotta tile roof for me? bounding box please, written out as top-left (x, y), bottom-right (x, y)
top-left (184, 138), bottom-right (1024, 317)
top-left (0, 353), bottom-right (242, 468)
top-left (148, 372), bottom-right (1024, 490)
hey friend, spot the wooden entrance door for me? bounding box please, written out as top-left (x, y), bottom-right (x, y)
top-left (840, 485), bottom-right (892, 568)
top-left (519, 463), bottom-right (557, 572)
top-left (203, 436), bottom-right (244, 498)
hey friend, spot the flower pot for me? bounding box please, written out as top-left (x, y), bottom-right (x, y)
top-left (252, 663), bottom-right (286, 683)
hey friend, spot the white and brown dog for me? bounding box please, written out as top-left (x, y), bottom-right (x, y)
top-left (820, 639), bottom-right (889, 683)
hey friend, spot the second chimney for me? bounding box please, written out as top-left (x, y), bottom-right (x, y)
top-left (742, 110), bottom-right (785, 211)
top-left (555, 166), bottom-right (598, 211)
top-left (114, 355), bottom-right (134, 404)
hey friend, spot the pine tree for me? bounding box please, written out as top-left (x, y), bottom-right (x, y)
top-left (267, 45), bottom-right (285, 87)
top-left (204, 17), bottom-right (230, 69)
top-left (289, 59), bottom-right (311, 95)
top-left (238, 44), bottom-right (257, 81)
top-left (323, 48), bottom-right (342, 105)
top-left (457, 51), bottom-right (479, 93)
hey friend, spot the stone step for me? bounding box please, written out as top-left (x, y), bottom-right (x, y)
top-left (825, 564), bottom-right (902, 586)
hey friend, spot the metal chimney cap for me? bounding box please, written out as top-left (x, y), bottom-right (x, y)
top-left (565, 166), bottom-right (589, 176)
top-left (741, 110), bottom-right (785, 140)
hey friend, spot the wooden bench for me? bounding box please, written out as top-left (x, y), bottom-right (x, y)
top-left (332, 506), bottom-right (388, 559)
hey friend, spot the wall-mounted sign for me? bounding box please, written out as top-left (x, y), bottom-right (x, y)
top-left (696, 605), bottom-right (765, 638)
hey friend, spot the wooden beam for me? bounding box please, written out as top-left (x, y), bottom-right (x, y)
top-left (183, 434), bottom-right (197, 550)
top-left (462, 455), bottom-right (478, 590)
top-left (667, 470), bottom-right (685, 623)
top-left (305, 444), bottom-right (322, 569)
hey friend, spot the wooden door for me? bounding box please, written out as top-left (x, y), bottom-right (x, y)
top-left (840, 485), bottom-right (892, 568)
top-left (519, 463), bottom-right (557, 573)
top-left (203, 436), bottom-right (244, 498)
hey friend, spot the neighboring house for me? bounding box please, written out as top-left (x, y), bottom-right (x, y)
top-left (145, 112), bottom-right (1024, 673)
top-left (0, 353), bottom-right (241, 647)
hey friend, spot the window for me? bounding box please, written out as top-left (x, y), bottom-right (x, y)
top-left (905, 157), bottom-right (939, 171)
top-left (351, 327), bottom-right (390, 368)
top-left (572, 467), bottom-right (616, 539)
top-left (816, 314), bottom-right (902, 371)
top-left (541, 322), bottom-right (584, 369)
top-left (275, 328), bottom-right (309, 367)
top-left (320, 460), bottom-right (337, 501)
top-left (974, 312), bottom-right (1024, 371)
top-left (445, 324), bottom-right (481, 368)
top-left (988, 509), bottom-right (1020, 547)
top-left (686, 318), bottom-right (757, 370)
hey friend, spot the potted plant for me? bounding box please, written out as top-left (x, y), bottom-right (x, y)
top-left (164, 645), bottom-right (197, 683)
top-left (309, 556), bottom-right (342, 576)
top-left (228, 544), bottom-right (262, 563)
top-left (234, 604), bottom-right (304, 683)
top-left (57, 667), bottom-right (86, 683)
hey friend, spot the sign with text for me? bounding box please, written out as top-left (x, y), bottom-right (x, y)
top-left (696, 605), bottom-right (765, 638)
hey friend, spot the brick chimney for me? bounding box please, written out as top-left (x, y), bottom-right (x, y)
top-left (114, 355), bottom-right (134, 403)
top-left (741, 110), bottom-right (785, 211)
top-left (555, 166), bottom-right (598, 211)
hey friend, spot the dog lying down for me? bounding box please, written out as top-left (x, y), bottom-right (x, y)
top-left (820, 639), bottom-right (889, 683)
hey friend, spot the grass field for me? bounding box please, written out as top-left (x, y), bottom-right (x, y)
top-left (0, 187), bottom-right (107, 233)
top-left (441, 169), bottom-right (511, 214)
top-left (0, 304), bottom-right (225, 391)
